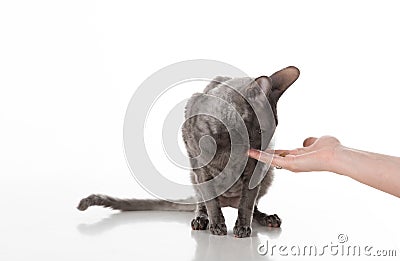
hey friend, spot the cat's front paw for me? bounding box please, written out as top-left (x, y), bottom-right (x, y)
top-left (191, 216), bottom-right (209, 230)
top-left (261, 214), bottom-right (282, 228)
top-left (209, 223), bottom-right (227, 236)
top-left (233, 225), bottom-right (252, 238)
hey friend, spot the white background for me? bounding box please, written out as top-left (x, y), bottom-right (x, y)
top-left (1, 1), bottom-right (399, 260)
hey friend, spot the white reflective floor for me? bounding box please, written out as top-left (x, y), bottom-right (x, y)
top-left (1, 167), bottom-right (399, 261)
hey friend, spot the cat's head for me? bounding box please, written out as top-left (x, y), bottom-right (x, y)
top-left (203, 66), bottom-right (300, 150)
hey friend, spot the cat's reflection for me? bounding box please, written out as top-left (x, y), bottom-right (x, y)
top-left (77, 211), bottom-right (280, 261)
top-left (77, 211), bottom-right (191, 235)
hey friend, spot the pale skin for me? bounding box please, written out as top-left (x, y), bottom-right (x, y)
top-left (248, 136), bottom-right (400, 198)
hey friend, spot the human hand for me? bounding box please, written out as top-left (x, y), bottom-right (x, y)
top-left (248, 136), bottom-right (342, 172)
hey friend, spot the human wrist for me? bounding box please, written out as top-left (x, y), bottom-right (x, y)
top-left (327, 144), bottom-right (348, 175)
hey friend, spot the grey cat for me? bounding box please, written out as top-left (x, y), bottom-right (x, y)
top-left (78, 66), bottom-right (300, 238)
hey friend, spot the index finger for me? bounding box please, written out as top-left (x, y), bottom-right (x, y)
top-left (248, 149), bottom-right (274, 164)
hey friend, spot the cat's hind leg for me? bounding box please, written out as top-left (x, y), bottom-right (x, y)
top-left (253, 205), bottom-right (281, 228)
top-left (191, 203), bottom-right (209, 230)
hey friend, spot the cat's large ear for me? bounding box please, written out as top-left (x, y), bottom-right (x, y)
top-left (254, 76), bottom-right (272, 94)
top-left (246, 75), bottom-right (272, 100)
top-left (269, 66), bottom-right (300, 102)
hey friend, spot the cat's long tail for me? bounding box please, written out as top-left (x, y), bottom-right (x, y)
top-left (77, 194), bottom-right (196, 212)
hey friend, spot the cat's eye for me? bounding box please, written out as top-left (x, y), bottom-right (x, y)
top-left (257, 129), bottom-right (263, 134)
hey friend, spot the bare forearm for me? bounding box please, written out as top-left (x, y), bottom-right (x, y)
top-left (331, 146), bottom-right (400, 197)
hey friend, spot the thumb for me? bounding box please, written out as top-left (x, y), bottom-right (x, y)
top-left (303, 137), bottom-right (317, 147)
